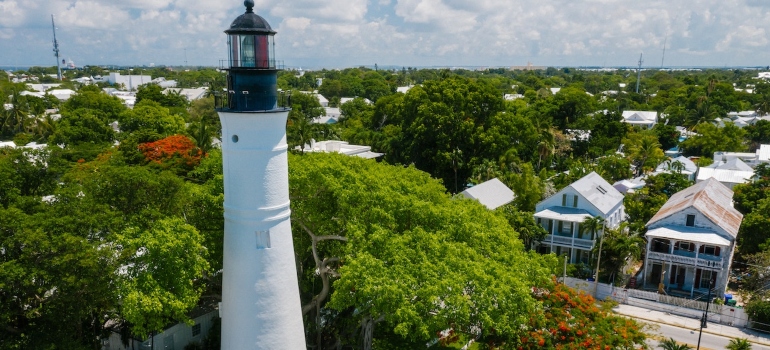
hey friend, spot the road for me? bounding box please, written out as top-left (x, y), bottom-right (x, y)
top-left (646, 323), bottom-right (770, 350)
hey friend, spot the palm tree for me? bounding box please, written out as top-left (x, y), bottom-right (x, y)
top-left (582, 216), bottom-right (605, 297)
top-left (659, 337), bottom-right (692, 350)
top-left (33, 113), bottom-right (58, 143)
top-left (727, 338), bottom-right (752, 350)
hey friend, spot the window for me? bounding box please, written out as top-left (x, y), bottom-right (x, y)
top-left (256, 230), bottom-right (271, 249)
top-left (192, 323), bottom-right (201, 337)
top-left (573, 195), bottom-right (578, 208)
top-left (702, 245), bottom-right (720, 256)
top-left (686, 214), bottom-right (695, 227)
top-left (678, 242), bottom-right (691, 251)
top-left (700, 270), bottom-right (716, 289)
top-left (562, 194), bottom-right (567, 206)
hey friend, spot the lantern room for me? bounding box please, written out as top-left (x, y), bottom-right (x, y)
top-left (226, 0), bottom-right (275, 69)
top-left (220, 0), bottom-right (284, 112)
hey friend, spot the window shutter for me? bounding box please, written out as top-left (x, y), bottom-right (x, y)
top-left (694, 269), bottom-right (701, 288)
top-left (562, 194), bottom-right (567, 206)
top-left (573, 195), bottom-right (578, 208)
top-left (715, 246), bottom-right (721, 256)
top-left (669, 266), bottom-right (676, 284)
top-left (689, 243), bottom-right (694, 252)
top-left (548, 220), bottom-right (553, 233)
top-left (699, 245), bottom-right (704, 254)
top-left (674, 242), bottom-right (680, 250)
top-left (711, 272), bottom-right (717, 285)
top-left (558, 221), bottom-right (563, 233)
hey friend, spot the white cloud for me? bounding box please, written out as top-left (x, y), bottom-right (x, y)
top-left (0, 0), bottom-right (769, 68)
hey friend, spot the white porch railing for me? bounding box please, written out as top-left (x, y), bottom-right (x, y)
top-left (545, 235), bottom-right (594, 249)
top-left (647, 251), bottom-right (723, 269)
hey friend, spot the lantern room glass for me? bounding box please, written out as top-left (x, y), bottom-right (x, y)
top-left (229, 34), bottom-right (275, 68)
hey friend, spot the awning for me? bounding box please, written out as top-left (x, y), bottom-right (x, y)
top-left (534, 207), bottom-right (593, 222)
top-left (646, 225), bottom-right (731, 246)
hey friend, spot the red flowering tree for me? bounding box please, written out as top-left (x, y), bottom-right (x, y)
top-left (137, 134), bottom-right (204, 174)
top-left (516, 283), bottom-right (647, 350)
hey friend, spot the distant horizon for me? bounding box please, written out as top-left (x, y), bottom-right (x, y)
top-left (1, 1), bottom-right (770, 72)
top-left (2, 63), bottom-right (769, 72)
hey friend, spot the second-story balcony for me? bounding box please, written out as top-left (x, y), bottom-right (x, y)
top-left (647, 251), bottom-right (723, 269)
top-left (545, 234), bottom-right (595, 249)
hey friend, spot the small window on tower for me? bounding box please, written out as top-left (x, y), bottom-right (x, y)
top-left (256, 230), bottom-right (271, 249)
top-left (686, 214), bottom-right (695, 227)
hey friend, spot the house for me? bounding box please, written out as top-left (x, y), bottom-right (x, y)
top-left (107, 73), bottom-right (152, 91)
top-left (164, 88), bottom-right (208, 101)
top-left (640, 178), bottom-right (743, 299)
top-left (459, 178), bottom-right (514, 210)
top-left (340, 97), bottom-right (372, 105)
top-left (697, 157), bottom-right (754, 189)
top-left (301, 140), bottom-right (383, 159)
top-left (621, 111), bottom-right (658, 129)
top-left (533, 172), bottom-right (625, 264)
top-left (654, 156), bottom-right (698, 181)
top-left (312, 107), bottom-right (341, 124)
top-left (102, 309), bottom-right (218, 350)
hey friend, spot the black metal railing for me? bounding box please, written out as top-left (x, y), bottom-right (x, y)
top-left (219, 60), bottom-right (285, 70)
top-left (214, 90), bottom-right (291, 112)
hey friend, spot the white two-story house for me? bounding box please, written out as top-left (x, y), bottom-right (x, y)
top-left (641, 178), bottom-right (743, 299)
top-left (533, 172), bottom-right (625, 264)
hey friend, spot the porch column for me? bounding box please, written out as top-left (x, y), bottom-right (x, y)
top-left (642, 237), bottom-right (652, 288)
top-left (691, 243), bottom-right (700, 298)
top-left (549, 220), bottom-right (555, 253)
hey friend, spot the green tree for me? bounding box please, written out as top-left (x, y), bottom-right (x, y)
top-left (118, 100), bottom-right (186, 138)
top-left (623, 130), bottom-right (665, 176)
top-left (289, 152), bottom-right (556, 349)
top-left (117, 218), bottom-right (209, 338)
top-left (659, 337), bottom-right (693, 350)
top-left (595, 154), bottom-right (633, 183)
top-left (727, 338), bottom-right (752, 350)
top-left (680, 122), bottom-right (746, 157)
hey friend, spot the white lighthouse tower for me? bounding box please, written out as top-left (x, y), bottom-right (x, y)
top-left (217, 1), bottom-right (305, 349)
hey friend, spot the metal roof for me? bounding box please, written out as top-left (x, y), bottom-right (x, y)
top-left (647, 178), bottom-right (743, 238)
top-left (460, 178), bottom-right (515, 210)
top-left (226, 1), bottom-right (275, 34)
top-left (696, 167), bottom-right (753, 185)
top-left (655, 156), bottom-right (698, 174)
top-left (646, 225), bottom-right (731, 246)
top-left (569, 172), bottom-right (625, 215)
top-left (758, 144), bottom-right (770, 162)
top-left (534, 207), bottom-right (593, 222)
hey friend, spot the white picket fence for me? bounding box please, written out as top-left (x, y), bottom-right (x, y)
top-left (562, 277), bottom-right (749, 328)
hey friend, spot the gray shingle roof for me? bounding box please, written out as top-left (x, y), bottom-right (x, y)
top-left (569, 172), bottom-right (625, 215)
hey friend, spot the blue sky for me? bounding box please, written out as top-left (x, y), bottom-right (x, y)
top-left (1, 0), bottom-right (769, 69)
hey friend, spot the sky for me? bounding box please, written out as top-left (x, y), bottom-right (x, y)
top-left (1, 0), bottom-right (769, 69)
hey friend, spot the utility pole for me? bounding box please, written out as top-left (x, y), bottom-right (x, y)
top-left (696, 278), bottom-right (713, 350)
top-left (51, 15), bottom-right (62, 81)
top-left (635, 53), bottom-right (643, 94)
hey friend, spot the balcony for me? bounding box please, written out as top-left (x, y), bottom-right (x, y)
top-left (647, 251), bottom-right (723, 269)
top-left (544, 235), bottom-right (595, 249)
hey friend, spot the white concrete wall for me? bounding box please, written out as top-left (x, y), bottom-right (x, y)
top-left (218, 110), bottom-right (306, 350)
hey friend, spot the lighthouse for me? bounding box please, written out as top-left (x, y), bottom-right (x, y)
top-left (217, 1), bottom-right (306, 349)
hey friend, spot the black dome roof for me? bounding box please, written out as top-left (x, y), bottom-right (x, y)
top-left (225, 0), bottom-right (275, 34)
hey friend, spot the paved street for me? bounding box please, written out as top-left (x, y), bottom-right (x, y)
top-left (614, 304), bottom-right (770, 349)
top-left (646, 323), bottom-right (770, 350)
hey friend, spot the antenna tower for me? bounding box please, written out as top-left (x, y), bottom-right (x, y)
top-left (635, 53), bottom-right (643, 93)
top-left (661, 35), bottom-right (667, 68)
top-left (51, 15), bottom-right (62, 81)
